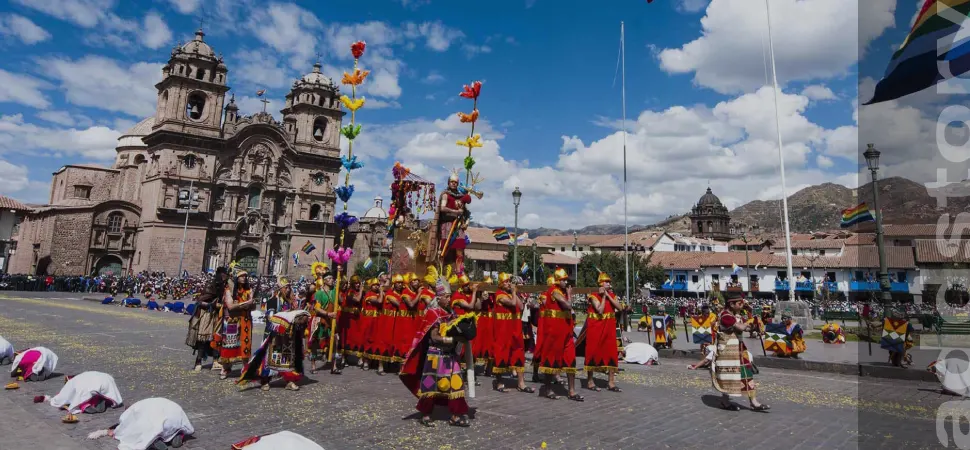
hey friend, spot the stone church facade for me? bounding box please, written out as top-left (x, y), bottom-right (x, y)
top-left (9, 29), bottom-right (344, 277)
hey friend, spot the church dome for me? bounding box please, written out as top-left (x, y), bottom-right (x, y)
top-left (300, 62), bottom-right (333, 87)
top-left (363, 196), bottom-right (387, 219)
top-left (697, 187), bottom-right (723, 207)
top-left (117, 116), bottom-right (155, 148)
top-left (180, 29), bottom-right (216, 59)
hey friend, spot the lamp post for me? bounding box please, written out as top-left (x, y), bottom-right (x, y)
top-left (177, 179), bottom-right (196, 278)
top-left (863, 144), bottom-right (893, 306)
top-left (532, 242), bottom-right (537, 285)
top-left (512, 187), bottom-right (522, 277)
top-left (573, 230), bottom-right (579, 286)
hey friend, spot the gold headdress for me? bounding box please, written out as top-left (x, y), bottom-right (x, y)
top-left (553, 267), bottom-right (569, 281)
top-left (424, 265), bottom-right (440, 285)
top-left (311, 262), bottom-right (329, 279)
top-left (367, 278), bottom-right (379, 287)
top-left (546, 275), bottom-right (556, 286)
top-left (457, 274), bottom-right (471, 286)
top-left (391, 274), bottom-right (405, 284)
top-left (597, 272), bottom-right (611, 284)
top-left (405, 272), bottom-right (418, 283)
top-left (277, 276), bottom-right (290, 288)
top-left (497, 272), bottom-right (512, 283)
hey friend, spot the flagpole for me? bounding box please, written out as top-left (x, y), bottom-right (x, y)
top-left (764, 0), bottom-right (795, 299)
top-left (621, 22), bottom-right (631, 307)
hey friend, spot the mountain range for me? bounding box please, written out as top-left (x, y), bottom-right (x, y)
top-left (483, 176), bottom-right (953, 237)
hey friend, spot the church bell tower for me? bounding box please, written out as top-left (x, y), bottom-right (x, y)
top-left (154, 29), bottom-right (230, 139)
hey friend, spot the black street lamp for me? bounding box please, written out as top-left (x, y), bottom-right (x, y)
top-left (532, 241), bottom-right (538, 285)
top-left (863, 143), bottom-right (892, 306)
top-left (512, 187), bottom-right (522, 277)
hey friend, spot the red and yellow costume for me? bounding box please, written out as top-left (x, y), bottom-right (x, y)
top-left (434, 172), bottom-right (473, 272)
top-left (491, 273), bottom-right (525, 375)
top-left (535, 268), bottom-right (576, 375)
top-left (339, 277), bottom-right (363, 358)
top-left (378, 278), bottom-right (404, 363)
top-left (216, 277), bottom-right (254, 365)
top-left (473, 278), bottom-right (495, 365)
top-left (360, 279), bottom-right (384, 361)
top-left (584, 272), bottom-right (619, 373)
top-left (396, 274), bottom-right (421, 360)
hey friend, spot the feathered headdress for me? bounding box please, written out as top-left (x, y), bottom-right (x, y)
top-left (448, 168), bottom-right (460, 183)
top-left (436, 276), bottom-right (452, 296)
top-left (597, 271), bottom-right (611, 284)
top-left (553, 267), bottom-right (569, 281)
top-left (278, 276), bottom-right (289, 287)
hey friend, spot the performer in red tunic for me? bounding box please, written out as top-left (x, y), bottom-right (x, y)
top-left (531, 275), bottom-right (556, 383)
top-left (535, 267), bottom-right (582, 401)
top-left (435, 172), bottom-right (473, 273)
top-left (360, 278), bottom-right (384, 371)
top-left (491, 273), bottom-right (534, 394)
top-left (339, 276), bottom-right (364, 362)
top-left (417, 274), bottom-right (437, 316)
top-left (396, 273), bottom-right (421, 362)
top-left (472, 277), bottom-right (494, 369)
top-left (376, 275), bottom-right (403, 371)
top-left (584, 271), bottom-right (622, 392)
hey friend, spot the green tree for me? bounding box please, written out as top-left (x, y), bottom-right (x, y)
top-left (351, 259), bottom-right (384, 281)
top-left (577, 252), bottom-right (657, 299)
top-left (498, 245), bottom-right (544, 283)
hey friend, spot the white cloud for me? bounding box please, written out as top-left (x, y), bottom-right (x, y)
top-left (36, 110), bottom-right (75, 127)
top-left (677, 0), bottom-right (709, 13)
top-left (658, 0), bottom-right (896, 94)
top-left (462, 44), bottom-right (492, 58)
top-left (0, 14), bottom-right (51, 44)
top-left (231, 49), bottom-right (291, 89)
top-left (0, 159), bottom-right (30, 193)
top-left (247, 2), bottom-right (323, 70)
top-left (361, 69), bottom-right (402, 99)
top-left (816, 154), bottom-right (834, 168)
top-left (402, 21), bottom-right (465, 52)
top-left (141, 12), bottom-right (172, 49)
top-left (347, 85), bottom-right (855, 228)
top-left (423, 71), bottom-right (445, 84)
top-left (801, 84), bottom-right (837, 101)
top-left (11, 0), bottom-right (113, 28)
top-left (0, 69), bottom-right (50, 109)
top-left (0, 113), bottom-right (121, 160)
top-left (41, 56), bottom-right (162, 118)
top-left (397, 0), bottom-right (431, 9)
top-left (167, 0), bottom-right (201, 14)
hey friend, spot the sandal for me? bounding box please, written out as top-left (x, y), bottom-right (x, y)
top-left (449, 416), bottom-right (471, 427)
top-left (751, 404), bottom-right (770, 412)
top-left (376, 371), bottom-right (386, 376)
top-left (607, 386), bottom-right (622, 393)
top-left (516, 386), bottom-right (535, 393)
top-left (567, 393), bottom-right (585, 402)
top-left (170, 432), bottom-right (185, 448)
top-left (260, 384), bottom-right (271, 392)
top-left (585, 385), bottom-right (601, 392)
top-left (330, 368), bottom-right (342, 375)
top-left (219, 371), bottom-right (229, 380)
top-left (419, 417), bottom-right (435, 427)
top-left (544, 392), bottom-right (559, 400)
top-left (720, 402), bottom-right (741, 411)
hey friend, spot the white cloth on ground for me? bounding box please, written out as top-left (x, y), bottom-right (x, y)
top-left (11, 346), bottom-right (57, 377)
top-left (112, 397), bottom-right (194, 450)
top-left (933, 358), bottom-right (970, 397)
top-left (0, 336), bottom-right (13, 362)
top-left (623, 342), bottom-right (659, 365)
top-left (49, 371), bottom-right (124, 413)
top-left (244, 431), bottom-right (325, 450)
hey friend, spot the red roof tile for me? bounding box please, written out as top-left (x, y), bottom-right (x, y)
top-left (0, 195), bottom-right (30, 211)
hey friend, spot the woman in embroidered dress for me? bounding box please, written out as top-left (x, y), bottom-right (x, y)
top-left (216, 271), bottom-right (256, 380)
top-left (711, 292), bottom-right (769, 412)
top-left (399, 277), bottom-right (472, 427)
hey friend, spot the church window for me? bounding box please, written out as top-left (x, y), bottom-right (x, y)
top-left (108, 213), bottom-right (124, 234)
top-left (194, 66), bottom-right (205, 81)
top-left (134, 154), bottom-right (146, 164)
top-left (73, 185), bottom-right (91, 199)
top-left (310, 204), bottom-right (322, 220)
top-left (248, 186), bottom-right (262, 209)
top-left (313, 117), bottom-right (326, 141)
top-left (697, 222), bottom-right (704, 233)
top-left (183, 154), bottom-right (197, 169)
top-left (186, 92), bottom-right (206, 121)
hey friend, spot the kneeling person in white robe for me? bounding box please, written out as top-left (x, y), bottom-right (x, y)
top-left (10, 346), bottom-right (57, 381)
top-left (34, 371), bottom-right (123, 414)
top-left (88, 397), bottom-right (194, 450)
top-left (231, 430), bottom-right (324, 450)
top-left (0, 336), bottom-right (13, 365)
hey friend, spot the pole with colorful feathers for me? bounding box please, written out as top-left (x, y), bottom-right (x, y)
top-left (325, 40), bottom-right (369, 369)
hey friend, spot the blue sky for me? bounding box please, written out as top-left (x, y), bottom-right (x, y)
top-left (0, 0), bottom-right (936, 229)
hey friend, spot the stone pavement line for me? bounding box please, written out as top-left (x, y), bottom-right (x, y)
top-left (0, 295), bottom-right (957, 450)
top-left (0, 394), bottom-right (103, 450)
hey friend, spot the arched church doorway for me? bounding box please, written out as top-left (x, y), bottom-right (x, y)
top-left (94, 255), bottom-right (124, 276)
top-left (235, 248), bottom-right (260, 275)
top-left (35, 256), bottom-right (51, 276)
